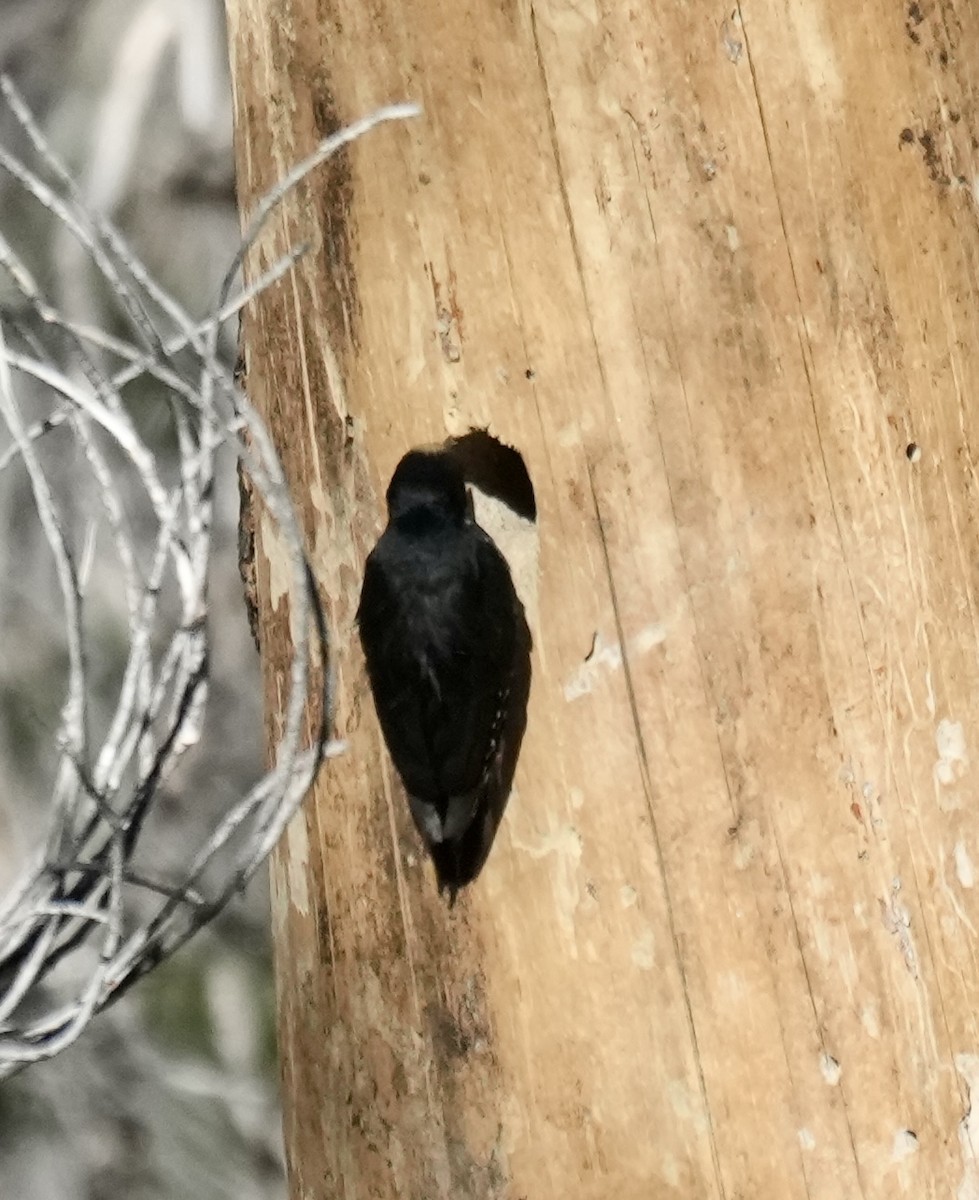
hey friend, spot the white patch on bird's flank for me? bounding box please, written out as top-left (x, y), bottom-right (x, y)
top-left (956, 1055), bottom-right (979, 1200)
top-left (820, 1052), bottom-right (842, 1085)
top-left (891, 1129), bottom-right (918, 1163)
top-left (797, 1129), bottom-right (816, 1151)
top-left (956, 840), bottom-right (976, 889)
top-left (935, 718), bottom-right (968, 786)
top-left (563, 624), bottom-right (666, 701)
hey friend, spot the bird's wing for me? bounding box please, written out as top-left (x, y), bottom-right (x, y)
top-left (423, 535), bottom-right (517, 801)
top-left (359, 528), bottom-right (518, 818)
top-left (358, 546), bottom-right (443, 801)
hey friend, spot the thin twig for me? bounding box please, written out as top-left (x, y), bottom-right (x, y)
top-left (0, 82), bottom-right (417, 1077)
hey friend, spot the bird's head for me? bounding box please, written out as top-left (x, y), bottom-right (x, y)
top-left (385, 449), bottom-right (469, 528)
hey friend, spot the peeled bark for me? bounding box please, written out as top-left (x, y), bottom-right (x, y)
top-left (227, 0), bottom-right (979, 1195)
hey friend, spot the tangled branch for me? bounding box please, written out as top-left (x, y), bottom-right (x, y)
top-left (0, 74), bottom-right (419, 1077)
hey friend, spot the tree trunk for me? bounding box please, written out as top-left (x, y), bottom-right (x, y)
top-left (227, 0), bottom-right (979, 1196)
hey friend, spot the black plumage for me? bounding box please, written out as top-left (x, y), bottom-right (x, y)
top-left (357, 449), bottom-right (524, 899)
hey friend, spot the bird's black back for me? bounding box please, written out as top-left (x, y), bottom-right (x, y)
top-left (358, 505), bottom-right (519, 827)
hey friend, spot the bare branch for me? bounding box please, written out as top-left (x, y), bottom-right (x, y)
top-left (0, 83), bottom-right (417, 1077)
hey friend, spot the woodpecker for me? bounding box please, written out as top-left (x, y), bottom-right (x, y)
top-left (357, 448), bottom-right (523, 899)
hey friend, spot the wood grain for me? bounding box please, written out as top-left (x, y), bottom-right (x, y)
top-left (227, 0), bottom-right (979, 1195)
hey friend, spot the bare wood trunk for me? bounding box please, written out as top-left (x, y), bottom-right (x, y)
top-left (227, 0), bottom-right (979, 1195)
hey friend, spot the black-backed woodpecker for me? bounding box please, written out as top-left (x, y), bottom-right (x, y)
top-left (357, 449), bottom-right (522, 899)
